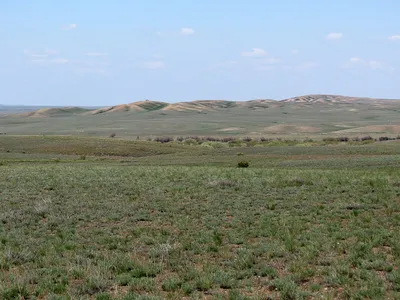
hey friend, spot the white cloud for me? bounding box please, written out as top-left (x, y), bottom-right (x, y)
top-left (31, 58), bottom-right (69, 64)
top-left (326, 32), bottom-right (343, 40)
top-left (389, 35), bottom-right (400, 40)
top-left (142, 61), bottom-right (165, 69)
top-left (345, 57), bottom-right (392, 70)
top-left (296, 62), bottom-right (318, 70)
top-left (31, 54), bottom-right (49, 58)
top-left (262, 57), bottom-right (280, 64)
top-left (180, 28), bottom-right (195, 36)
top-left (158, 28), bottom-right (195, 37)
top-left (24, 48), bottom-right (57, 58)
top-left (367, 60), bottom-right (383, 70)
top-left (241, 48), bottom-right (267, 57)
top-left (291, 49), bottom-right (299, 55)
top-left (86, 52), bottom-right (108, 57)
top-left (350, 57), bottom-right (362, 62)
top-left (61, 24), bottom-right (77, 30)
top-left (45, 48), bottom-right (57, 55)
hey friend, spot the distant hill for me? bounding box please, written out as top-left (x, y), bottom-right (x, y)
top-left (281, 94), bottom-right (398, 104)
top-left (22, 107), bottom-right (91, 118)
top-left (1, 94), bottom-right (400, 137)
top-left (2, 94), bottom-right (399, 118)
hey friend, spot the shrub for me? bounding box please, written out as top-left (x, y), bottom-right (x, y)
top-left (237, 161), bottom-right (249, 168)
top-left (154, 137), bottom-right (174, 143)
top-left (184, 138), bottom-right (198, 145)
top-left (176, 136), bottom-right (184, 142)
top-left (187, 136), bottom-right (201, 142)
top-left (337, 136), bottom-right (349, 142)
top-left (221, 137), bottom-right (235, 143)
top-left (109, 132), bottom-right (116, 138)
top-left (361, 135), bottom-right (373, 141)
top-left (203, 136), bottom-right (215, 142)
top-left (322, 137), bottom-right (336, 142)
top-left (242, 137), bottom-right (252, 142)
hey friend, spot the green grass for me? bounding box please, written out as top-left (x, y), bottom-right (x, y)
top-left (0, 136), bottom-right (399, 299)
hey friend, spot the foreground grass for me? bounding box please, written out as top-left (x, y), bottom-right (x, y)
top-left (0, 163), bottom-right (399, 299)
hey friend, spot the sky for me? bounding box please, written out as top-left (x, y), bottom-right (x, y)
top-left (1, 0), bottom-right (400, 106)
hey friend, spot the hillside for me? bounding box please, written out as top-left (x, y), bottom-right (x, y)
top-left (4, 94), bottom-right (400, 117)
top-left (1, 94), bottom-right (400, 137)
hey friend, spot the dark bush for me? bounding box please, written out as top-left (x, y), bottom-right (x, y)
top-left (361, 135), bottom-right (373, 141)
top-left (379, 136), bottom-right (390, 141)
top-left (176, 136), bottom-right (184, 142)
top-left (221, 137), bottom-right (235, 143)
top-left (237, 161), bottom-right (249, 168)
top-left (205, 136), bottom-right (217, 142)
top-left (352, 136), bottom-right (360, 142)
top-left (154, 137), bottom-right (174, 143)
top-left (187, 136), bottom-right (201, 142)
top-left (322, 137), bottom-right (336, 142)
top-left (242, 137), bottom-right (252, 142)
top-left (259, 137), bottom-right (267, 142)
top-left (109, 132), bottom-right (116, 138)
top-left (337, 136), bottom-right (349, 142)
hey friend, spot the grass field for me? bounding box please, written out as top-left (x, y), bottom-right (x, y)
top-left (0, 136), bottom-right (399, 299)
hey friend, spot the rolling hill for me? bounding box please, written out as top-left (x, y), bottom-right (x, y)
top-left (1, 94), bottom-right (400, 137)
top-left (4, 94), bottom-right (399, 117)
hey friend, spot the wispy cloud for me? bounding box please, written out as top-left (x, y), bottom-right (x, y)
top-left (241, 48), bottom-right (267, 57)
top-left (326, 32), bottom-right (343, 40)
top-left (262, 57), bottom-right (280, 64)
top-left (157, 27), bottom-right (195, 37)
top-left (388, 35), bottom-right (400, 41)
top-left (31, 58), bottom-right (69, 64)
top-left (24, 48), bottom-right (57, 59)
top-left (86, 52), bottom-right (108, 57)
top-left (349, 57), bottom-right (362, 63)
top-left (291, 49), bottom-right (299, 55)
top-left (180, 28), bottom-right (195, 36)
top-left (344, 57), bottom-right (393, 70)
top-left (61, 24), bottom-right (77, 30)
top-left (31, 54), bottom-right (49, 58)
top-left (45, 48), bottom-right (57, 55)
top-left (296, 62), bottom-right (318, 70)
top-left (142, 61), bottom-right (165, 69)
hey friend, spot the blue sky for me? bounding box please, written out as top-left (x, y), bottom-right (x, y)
top-left (1, 0), bottom-right (399, 106)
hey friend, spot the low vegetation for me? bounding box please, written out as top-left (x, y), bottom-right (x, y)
top-left (0, 136), bottom-right (399, 299)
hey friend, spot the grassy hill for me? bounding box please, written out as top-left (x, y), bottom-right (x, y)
top-left (1, 95), bottom-right (400, 138)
